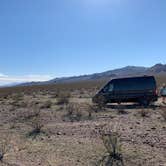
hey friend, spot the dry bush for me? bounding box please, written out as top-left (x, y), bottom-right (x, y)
top-left (97, 125), bottom-right (124, 166)
top-left (23, 106), bottom-right (44, 138)
top-left (87, 104), bottom-right (100, 113)
top-left (27, 115), bottom-right (44, 138)
top-left (63, 103), bottom-right (93, 122)
top-left (83, 103), bottom-right (104, 119)
top-left (66, 103), bottom-right (94, 121)
top-left (97, 96), bottom-right (107, 110)
top-left (50, 92), bottom-right (59, 98)
top-left (0, 135), bottom-right (10, 162)
top-left (11, 101), bottom-right (27, 108)
top-left (93, 95), bottom-right (107, 111)
top-left (16, 106), bottom-right (41, 123)
top-left (57, 97), bottom-right (69, 105)
top-left (88, 103), bottom-right (106, 113)
top-left (64, 103), bottom-right (82, 122)
top-left (160, 107), bottom-right (166, 121)
top-left (0, 141), bottom-right (7, 162)
top-left (11, 93), bottom-right (24, 101)
top-left (56, 92), bottom-right (70, 105)
top-left (40, 100), bottom-right (52, 109)
top-left (85, 104), bottom-right (93, 119)
top-left (9, 121), bottom-right (17, 129)
top-left (66, 103), bottom-right (75, 116)
top-left (9, 93), bottom-right (24, 108)
top-left (139, 108), bottom-right (149, 117)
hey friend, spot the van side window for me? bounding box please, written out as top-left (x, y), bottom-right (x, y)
top-left (108, 84), bottom-right (114, 92)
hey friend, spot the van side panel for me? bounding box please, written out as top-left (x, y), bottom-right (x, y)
top-left (104, 76), bottom-right (157, 103)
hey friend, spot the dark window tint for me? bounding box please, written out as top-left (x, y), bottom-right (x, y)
top-left (112, 77), bottom-right (156, 91)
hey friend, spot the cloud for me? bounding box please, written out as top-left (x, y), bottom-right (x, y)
top-left (0, 74), bottom-right (53, 86)
top-left (0, 73), bottom-right (7, 77)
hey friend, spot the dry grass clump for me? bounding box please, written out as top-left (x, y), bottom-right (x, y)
top-left (97, 125), bottom-right (124, 166)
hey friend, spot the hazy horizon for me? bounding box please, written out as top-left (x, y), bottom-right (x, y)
top-left (0, 0), bottom-right (166, 85)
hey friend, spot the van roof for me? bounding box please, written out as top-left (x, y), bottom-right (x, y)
top-left (111, 75), bottom-right (155, 81)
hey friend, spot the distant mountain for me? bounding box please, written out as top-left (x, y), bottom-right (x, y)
top-left (49, 66), bottom-right (148, 84)
top-left (148, 63), bottom-right (166, 74)
top-left (16, 63), bottom-right (166, 87)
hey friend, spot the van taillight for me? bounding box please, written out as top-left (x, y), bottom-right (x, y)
top-left (155, 89), bottom-right (158, 95)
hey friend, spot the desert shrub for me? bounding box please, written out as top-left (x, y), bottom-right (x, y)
top-left (83, 103), bottom-right (102, 119)
top-left (15, 106), bottom-right (41, 123)
top-left (63, 103), bottom-right (86, 122)
top-left (40, 100), bottom-right (52, 109)
top-left (87, 104), bottom-right (99, 113)
top-left (0, 136), bottom-right (10, 162)
top-left (86, 105), bottom-right (93, 119)
top-left (10, 100), bottom-right (20, 107)
top-left (98, 129), bottom-right (124, 166)
top-left (11, 101), bottom-right (27, 108)
top-left (66, 103), bottom-right (75, 116)
top-left (88, 103), bottom-right (106, 113)
top-left (50, 92), bottom-right (59, 98)
top-left (57, 97), bottom-right (69, 105)
top-left (139, 108), bottom-right (149, 117)
top-left (75, 110), bottom-right (83, 121)
top-left (27, 116), bottom-right (44, 139)
top-left (56, 92), bottom-right (70, 105)
top-left (68, 103), bottom-right (95, 121)
top-left (160, 107), bottom-right (166, 121)
top-left (11, 93), bottom-right (24, 102)
top-left (9, 121), bottom-right (17, 129)
top-left (19, 101), bottom-right (28, 108)
top-left (93, 95), bottom-right (107, 111)
top-left (0, 142), bottom-right (7, 162)
top-left (96, 95), bottom-right (107, 110)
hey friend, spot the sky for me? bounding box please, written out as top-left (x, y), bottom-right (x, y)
top-left (0, 0), bottom-right (166, 85)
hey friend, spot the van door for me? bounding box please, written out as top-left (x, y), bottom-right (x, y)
top-left (113, 79), bottom-right (130, 101)
top-left (100, 83), bottom-right (114, 103)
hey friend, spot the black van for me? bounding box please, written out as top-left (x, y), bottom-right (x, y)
top-left (93, 76), bottom-right (158, 106)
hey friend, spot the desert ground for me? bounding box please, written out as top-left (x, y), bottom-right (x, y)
top-left (0, 77), bottom-right (166, 166)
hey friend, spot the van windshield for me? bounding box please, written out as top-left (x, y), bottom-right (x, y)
top-left (102, 83), bottom-right (114, 92)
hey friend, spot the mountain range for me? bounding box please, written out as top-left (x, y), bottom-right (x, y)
top-left (18, 63), bottom-right (166, 86)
